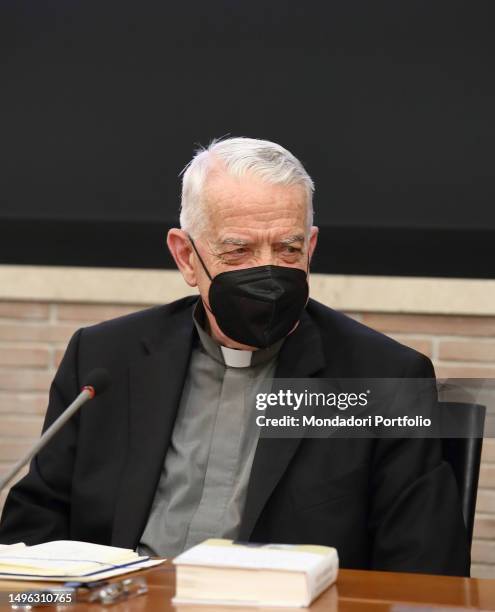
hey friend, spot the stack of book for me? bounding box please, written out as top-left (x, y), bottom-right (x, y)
top-left (0, 540), bottom-right (164, 582)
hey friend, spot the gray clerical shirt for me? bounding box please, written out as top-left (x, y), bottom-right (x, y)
top-left (138, 300), bottom-right (283, 557)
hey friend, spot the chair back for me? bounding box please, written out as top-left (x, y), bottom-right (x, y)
top-left (439, 401), bottom-right (486, 546)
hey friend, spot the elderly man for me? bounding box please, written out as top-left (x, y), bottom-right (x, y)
top-left (0, 137), bottom-right (469, 575)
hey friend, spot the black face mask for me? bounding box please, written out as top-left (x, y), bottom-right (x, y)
top-left (189, 236), bottom-right (309, 348)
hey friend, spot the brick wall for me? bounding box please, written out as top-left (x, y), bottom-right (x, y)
top-left (0, 300), bottom-right (494, 576)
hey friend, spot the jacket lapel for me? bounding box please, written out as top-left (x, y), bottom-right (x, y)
top-left (238, 304), bottom-right (326, 540)
top-left (111, 298), bottom-right (198, 548)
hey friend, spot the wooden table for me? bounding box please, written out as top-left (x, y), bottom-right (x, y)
top-left (2, 562), bottom-right (495, 611)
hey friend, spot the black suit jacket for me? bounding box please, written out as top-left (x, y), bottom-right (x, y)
top-left (0, 296), bottom-right (470, 575)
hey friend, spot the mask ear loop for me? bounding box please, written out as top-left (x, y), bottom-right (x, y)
top-left (188, 235), bottom-right (213, 281)
top-left (303, 249), bottom-right (311, 307)
top-left (188, 234), bottom-right (216, 316)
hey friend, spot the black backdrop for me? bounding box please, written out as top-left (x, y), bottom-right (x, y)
top-left (1, 1), bottom-right (494, 277)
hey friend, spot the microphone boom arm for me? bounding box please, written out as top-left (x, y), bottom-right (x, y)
top-left (0, 388), bottom-right (93, 493)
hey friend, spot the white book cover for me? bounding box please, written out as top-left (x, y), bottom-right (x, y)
top-left (173, 539), bottom-right (339, 607)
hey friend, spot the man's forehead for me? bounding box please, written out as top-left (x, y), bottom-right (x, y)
top-left (202, 170), bottom-right (309, 243)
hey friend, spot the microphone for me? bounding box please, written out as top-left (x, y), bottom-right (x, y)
top-left (81, 368), bottom-right (111, 398)
top-left (0, 369), bottom-right (111, 494)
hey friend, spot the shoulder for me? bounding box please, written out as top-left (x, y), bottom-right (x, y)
top-left (54, 295), bottom-right (199, 390)
top-left (65, 295), bottom-right (198, 365)
top-left (80, 295), bottom-right (197, 340)
top-left (306, 298), bottom-right (434, 377)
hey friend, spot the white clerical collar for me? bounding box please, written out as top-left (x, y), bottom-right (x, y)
top-left (220, 345), bottom-right (253, 368)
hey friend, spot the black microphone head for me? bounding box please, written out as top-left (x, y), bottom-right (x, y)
top-left (82, 368), bottom-right (111, 396)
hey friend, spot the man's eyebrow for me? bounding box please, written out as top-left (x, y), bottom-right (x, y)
top-left (214, 235), bottom-right (305, 248)
top-left (216, 238), bottom-right (250, 247)
top-left (278, 234), bottom-right (305, 245)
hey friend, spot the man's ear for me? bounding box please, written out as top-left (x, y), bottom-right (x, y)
top-left (167, 228), bottom-right (198, 287)
top-left (308, 226), bottom-right (319, 263)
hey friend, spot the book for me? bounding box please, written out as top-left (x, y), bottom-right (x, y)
top-left (0, 540), bottom-right (165, 582)
top-left (0, 543), bottom-right (26, 552)
top-left (173, 539), bottom-right (338, 608)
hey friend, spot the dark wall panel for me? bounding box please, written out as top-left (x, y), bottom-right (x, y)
top-left (1, 1), bottom-right (494, 276)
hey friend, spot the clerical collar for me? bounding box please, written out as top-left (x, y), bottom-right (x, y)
top-left (192, 299), bottom-right (284, 368)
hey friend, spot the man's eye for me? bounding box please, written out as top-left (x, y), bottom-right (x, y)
top-left (283, 246), bottom-right (301, 254)
top-left (221, 248), bottom-right (247, 259)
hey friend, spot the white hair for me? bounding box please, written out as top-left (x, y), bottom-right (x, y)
top-left (179, 137), bottom-right (315, 237)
